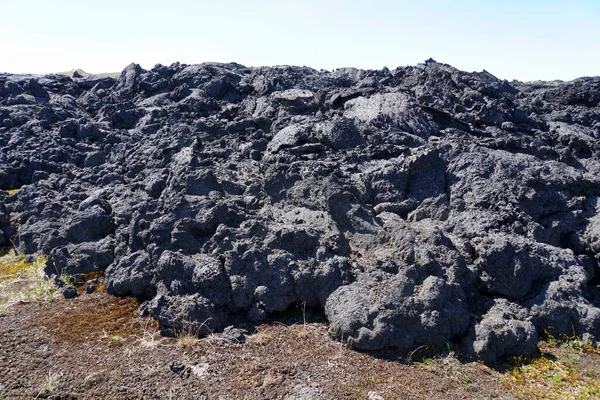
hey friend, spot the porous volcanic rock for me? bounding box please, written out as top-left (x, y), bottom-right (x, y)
top-left (2, 60), bottom-right (600, 362)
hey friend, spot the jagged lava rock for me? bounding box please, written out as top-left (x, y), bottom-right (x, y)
top-left (1, 60), bottom-right (600, 362)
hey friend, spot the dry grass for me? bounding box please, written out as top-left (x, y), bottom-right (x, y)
top-left (0, 250), bottom-right (155, 349)
top-left (177, 330), bottom-right (200, 349)
top-left (135, 319), bottom-right (163, 349)
top-left (3, 295), bottom-right (600, 399)
top-left (36, 370), bottom-right (61, 398)
top-left (0, 250), bottom-right (54, 315)
top-left (80, 270), bottom-right (107, 292)
top-left (4, 188), bottom-right (19, 196)
top-left (415, 351), bottom-right (474, 388)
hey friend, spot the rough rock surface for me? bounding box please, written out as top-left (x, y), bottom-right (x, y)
top-left (1, 59), bottom-right (600, 362)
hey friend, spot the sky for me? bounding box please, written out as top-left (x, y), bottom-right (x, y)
top-left (1, 0), bottom-right (598, 81)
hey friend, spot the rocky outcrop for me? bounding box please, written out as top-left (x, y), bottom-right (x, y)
top-left (1, 60), bottom-right (600, 362)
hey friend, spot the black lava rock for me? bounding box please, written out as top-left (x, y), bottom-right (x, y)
top-left (2, 60), bottom-right (600, 362)
top-left (168, 361), bottom-right (185, 375)
top-left (85, 284), bottom-right (96, 294)
top-left (62, 285), bottom-right (79, 299)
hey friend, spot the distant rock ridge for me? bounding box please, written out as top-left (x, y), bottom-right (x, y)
top-left (54, 69), bottom-right (121, 79)
top-left (1, 60), bottom-right (599, 362)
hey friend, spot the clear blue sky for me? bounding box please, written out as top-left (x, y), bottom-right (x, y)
top-left (1, 0), bottom-right (598, 81)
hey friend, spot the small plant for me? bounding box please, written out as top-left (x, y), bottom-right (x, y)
top-left (414, 356), bottom-right (437, 369)
top-left (36, 370), bottom-right (61, 398)
top-left (60, 272), bottom-right (77, 286)
top-left (136, 319), bottom-right (162, 349)
top-left (541, 330), bottom-right (599, 355)
top-left (563, 338), bottom-right (598, 354)
top-left (406, 345), bottom-right (429, 364)
top-left (177, 330), bottom-right (199, 348)
top-left (138, 333), bottom-right (161, 348)
top-left (299, 301), bottom-right (307, 326)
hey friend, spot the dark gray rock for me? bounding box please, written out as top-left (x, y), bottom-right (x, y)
top-left (63, 205), bottom-right (114, 243)
top-left (105, 251), bottom-right (153, 297)
top-left (326, 254), bottom-right (470, 351)
top-left (221, 325), bottom-right (248, 343)
top-left (315, 118), bottom-right (365, 150)
top-left (168, 360), bottom-right (185, 375)
top-left (2, 60), bottom-right (600, 362)
top-left (463, 300), bottom-right (538, 364)
top-left (472, 234), bottom-right (577, 299)
top-left (84, 152), bottom-right (105, 168)
top-left (62, 285), bottom-right (79, 299)
top-left (144, 284), bottom-right (228, 335)
top-left (2, 118), bottom-right (14, 129)
top-left (45, 236), bottom-right (115, 276)
top-left (52, 275), bottom-right (66, 289)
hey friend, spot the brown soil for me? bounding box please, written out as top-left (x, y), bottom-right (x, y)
top-left (1, 291), bottom-right (598, 399)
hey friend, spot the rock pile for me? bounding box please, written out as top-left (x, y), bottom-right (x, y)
top-left (1, 59), bottom-right (599, 362)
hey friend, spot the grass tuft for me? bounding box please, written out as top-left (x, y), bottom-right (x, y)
top-left (177, 330), bottom-right (199, 349)
top-left (135, 319), bottom-right (162, 349)
top-left (0, 250), bottom-right (54, 315)
top-left (36, 370), bottom-right (61, 398)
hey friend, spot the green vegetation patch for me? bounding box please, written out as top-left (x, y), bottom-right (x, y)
top-left (0, 250), bottom-right (55, 315)
top-left (0, 253), bottom-right (31, 280)
top-left (503, 338), bottom-right (600, 400)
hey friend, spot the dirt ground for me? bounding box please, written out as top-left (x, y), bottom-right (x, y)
top-left (1, 287), bottom-right (599, 399)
